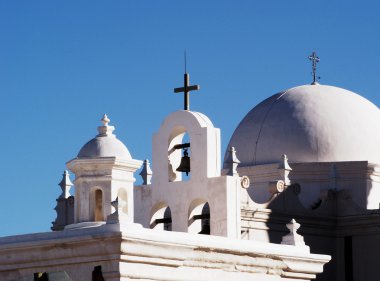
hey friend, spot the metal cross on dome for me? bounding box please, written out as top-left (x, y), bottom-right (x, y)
top-left (173, 53), bottom-right (200, 110)
top-left (308, 51), bottom-right (320, 85)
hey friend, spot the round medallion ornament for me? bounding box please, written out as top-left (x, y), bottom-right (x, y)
top-left (276, 180), bottom-right (285, 193)
top-left (241, 176), bottom-right (250, 189)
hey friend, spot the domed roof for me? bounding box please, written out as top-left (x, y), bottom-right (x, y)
top-left (77, 114), bottom-right (132, 160)
top-left (225, 84), bottom-right (380, 166)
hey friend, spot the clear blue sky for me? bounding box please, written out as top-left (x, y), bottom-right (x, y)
top-left (0, 1), bottom-right (379, 236)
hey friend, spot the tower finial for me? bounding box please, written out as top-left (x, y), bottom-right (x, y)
top-left (97, 114), bottom-right (115, 136)
top-left (308, 51), bottom-right (320, 85)
top-left (101, 114), bottom-right (110, 126)
top-left (174, 52), bottom-right (200, 110)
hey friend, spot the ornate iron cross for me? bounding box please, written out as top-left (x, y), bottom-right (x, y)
top-left (308, 51), bottom-right (320, 85)
top-left (174, 73), bottom-right (200, 110)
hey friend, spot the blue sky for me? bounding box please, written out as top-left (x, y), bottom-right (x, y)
top-left (0, 1), bottom-right (379, 236)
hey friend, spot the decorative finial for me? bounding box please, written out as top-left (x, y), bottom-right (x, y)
top-left (140, 159), bottom-right (153, 185)
top-left (52, 170), bottom-right (75, 231)
top-left (308, 51), bottom-right (320, 85)
top-left (174, 53), bottom-right (200, 110)
top-left (101, 114), bottom-right (110, 126)
top-left (278, 154), bottom-right (292, 186)
top-left (281, 219), bottom-right (309, 251)
top-left (58, 170), bottom-right (73, 199)
top-left (97, 114), bottom-right (115, 136)
top-left (225, 146), bottom-right (241, 176)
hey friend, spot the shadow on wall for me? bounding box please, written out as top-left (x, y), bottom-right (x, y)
top-left (265, 185), bottom-right (335, 281)
top-left (264, 183), bottom-right (380, 281)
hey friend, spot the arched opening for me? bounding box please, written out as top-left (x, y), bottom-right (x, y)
top-left (168, 129), bottom-right (191, 182)
top-left (94, 189), bottom-right (104, 221)
top-left (92, 265), bottom-right (105, 281)
top-left (150, 203), bottom-right (172, 231)
top-left (188, 200), bottom-right (210, 235)
top-left (117, 188), bottom-right (129, 216)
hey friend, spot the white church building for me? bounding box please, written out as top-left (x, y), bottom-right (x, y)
top-left (0, 55), bottom-right (379, 281)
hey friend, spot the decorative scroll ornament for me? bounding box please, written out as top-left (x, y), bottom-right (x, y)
top-left (268, 180), bottom-right (285, 194)
top-left (240, 176), bottom-right (250, 189)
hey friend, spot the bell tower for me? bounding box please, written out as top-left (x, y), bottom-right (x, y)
top-left (135, 108), bottom-right (242, 238)
top-left (67, 115), bottom-right (142, 228)
top-left (133, 71), bottom-right (242, 237)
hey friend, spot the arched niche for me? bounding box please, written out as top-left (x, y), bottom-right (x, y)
top-left (117, 188), bottom-right (129, 216)
top-left (188, 199), bottom-right (210, 235)
top-left (93, 189), bottom-right (104, 221)
top-left (150, 202), bottom-right (172, 231)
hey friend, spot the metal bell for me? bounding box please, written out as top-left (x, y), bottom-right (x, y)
top-left (176, 148), bottom-right (190, 176)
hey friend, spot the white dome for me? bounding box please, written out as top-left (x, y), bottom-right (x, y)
top-left (225, 84), bottom-right (380, 166)
top-left (78, 136), bottom-right (131, 159)
top-left (77, 115), bottom-right (132, 160)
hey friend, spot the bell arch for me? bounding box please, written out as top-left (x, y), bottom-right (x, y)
top-left (152, 110), bottom-right (221, 185)
top-left (150, 202), bottom-right (172, 231)
top-left (188, 199), bottom-right (210, 235)
top-left (168, 129), bottom-right (191, 182)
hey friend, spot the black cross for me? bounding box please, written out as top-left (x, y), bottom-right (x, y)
top-left (174, 73), bottom-right (200, 110)
top-left (308, 51), bottom-right (320, 85)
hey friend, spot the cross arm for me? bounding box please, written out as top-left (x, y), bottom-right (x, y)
top-left (174, 85), bottom-right (200, 93)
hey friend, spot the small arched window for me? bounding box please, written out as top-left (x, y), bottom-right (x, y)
top-left (94, 189), bottom-right (104, 221)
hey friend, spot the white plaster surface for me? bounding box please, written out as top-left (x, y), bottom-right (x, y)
top-left (67, 157), bottom-right (141, 224)
top-left (225, 84), bottom-right (380, 166)
top-left (77, 115), bottom-right (132, 160)
top-left (66, 116), bottom-right (142, 226)
top-left (135, 110), bottom-right (241, 238)
top-left (78, 136), bottom-right (132, 159)
top-left (238, 161), bottom-right (380, 210)
top-left (2, 111), bottom-right (334, 281)
top-left (0, 224), bottom-right (330, 281)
